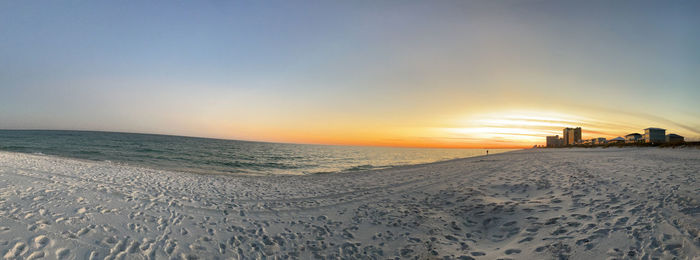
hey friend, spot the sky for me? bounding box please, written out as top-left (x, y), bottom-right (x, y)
top-left (1, 0), bottom-right (699, 148)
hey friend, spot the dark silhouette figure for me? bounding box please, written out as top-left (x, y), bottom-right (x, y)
top-left (486, 150), bottom-right (489, 155)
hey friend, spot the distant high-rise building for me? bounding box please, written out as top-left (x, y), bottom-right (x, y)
top-left (644, 128), bottom-right (666, 144)
top-left (546, 135), bottom-right (562, 147)
top-left (563, 127), bottom-right (582, 145)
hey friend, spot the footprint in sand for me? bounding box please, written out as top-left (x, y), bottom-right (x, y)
top-left (614, 216), bottom-right (629, 226)
top-left (566, 221), bottom-right (582, 227)
top-left (33, 235), bottom-right (50, 249)
top-left (88, 251), bottom-right (99, 260)
top-left (505, 248), bottom-right (522, 255)
top-left (502, 221), bottom-right (517, 227)
top-left (164, 240), bottom-right (177, 255)
top-left (26, 251), bottom-right (45, 260)
top-left (110, 239), bottom-right (127, 255)
top-left (606, 248), bottom-right (624, 258)
top-left (518, 237), bottom-right (533, 243)
top-left (76, 226), bottom-right (91, 236)
top-left (126, 240), bottom-right (141, 253)
top-left (4, 242), bottom-right (27, 259)
top-left (571, 214), bottom-right (592, 220)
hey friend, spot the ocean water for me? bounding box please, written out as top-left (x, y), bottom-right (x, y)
top-left (0, 130), bottom-right (514, 175)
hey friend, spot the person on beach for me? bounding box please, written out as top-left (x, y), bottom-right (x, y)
top-left (486, 150), bottom-right (489, 155)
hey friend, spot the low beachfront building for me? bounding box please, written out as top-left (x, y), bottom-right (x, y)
top-left (644, 128), bottom-right (666, 144)
top-left (592, 137), bottom-right (606, 145)
top-left (625, 133), bottom-right (643, 143)
top-left (608, 137), bottom-right (625, 144)
top-left (666, 134), bottom-right (684, 144)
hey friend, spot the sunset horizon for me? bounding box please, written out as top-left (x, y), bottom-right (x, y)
top-left (2, 105), bottom-right (695, 149)
top-left (2, 0), bottom-right (699, 149)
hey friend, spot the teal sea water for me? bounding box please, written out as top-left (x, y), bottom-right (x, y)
top-left (0, 130), bottom-right (514, 175)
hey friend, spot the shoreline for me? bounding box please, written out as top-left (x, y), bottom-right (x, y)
top-left (0, 130), bottom-right (517, 177)
top-left (0, 148), bottom-right (698, 259)
top-left (0, 148), bottom-right (517, 177)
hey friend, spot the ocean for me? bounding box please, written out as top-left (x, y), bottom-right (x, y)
top-left (0, 130), bottom-right (514, 175)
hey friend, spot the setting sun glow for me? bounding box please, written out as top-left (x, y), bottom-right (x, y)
top-left (1, 1), bottom-right (698, 148)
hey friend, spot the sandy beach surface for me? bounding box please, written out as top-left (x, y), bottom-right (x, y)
top-left (0, 148), bottom-right (698, 259)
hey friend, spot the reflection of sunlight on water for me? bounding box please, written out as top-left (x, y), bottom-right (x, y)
top-left (443, 111), bottom-right (587, 143)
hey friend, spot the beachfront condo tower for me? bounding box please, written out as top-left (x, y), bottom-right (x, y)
top-left (644, 128), bottom-right (666, 144)
top-left (563, 127), bottom-right (582, 146)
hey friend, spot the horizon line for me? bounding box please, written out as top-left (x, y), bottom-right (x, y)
top-left (0, 128), bottom-right (527, 149)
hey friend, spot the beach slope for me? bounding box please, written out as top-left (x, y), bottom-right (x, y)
top-left (0, 148), bottom-right (698, 259)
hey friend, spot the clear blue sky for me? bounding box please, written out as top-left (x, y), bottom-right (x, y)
top-left (1, 0), bottom-right (699, 146)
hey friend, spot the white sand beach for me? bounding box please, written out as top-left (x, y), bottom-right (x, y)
top-left (0, 148), bottom-right (698, 259)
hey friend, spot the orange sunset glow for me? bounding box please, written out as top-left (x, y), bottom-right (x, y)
top-left (1, 1), bottom-right (698, 148)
